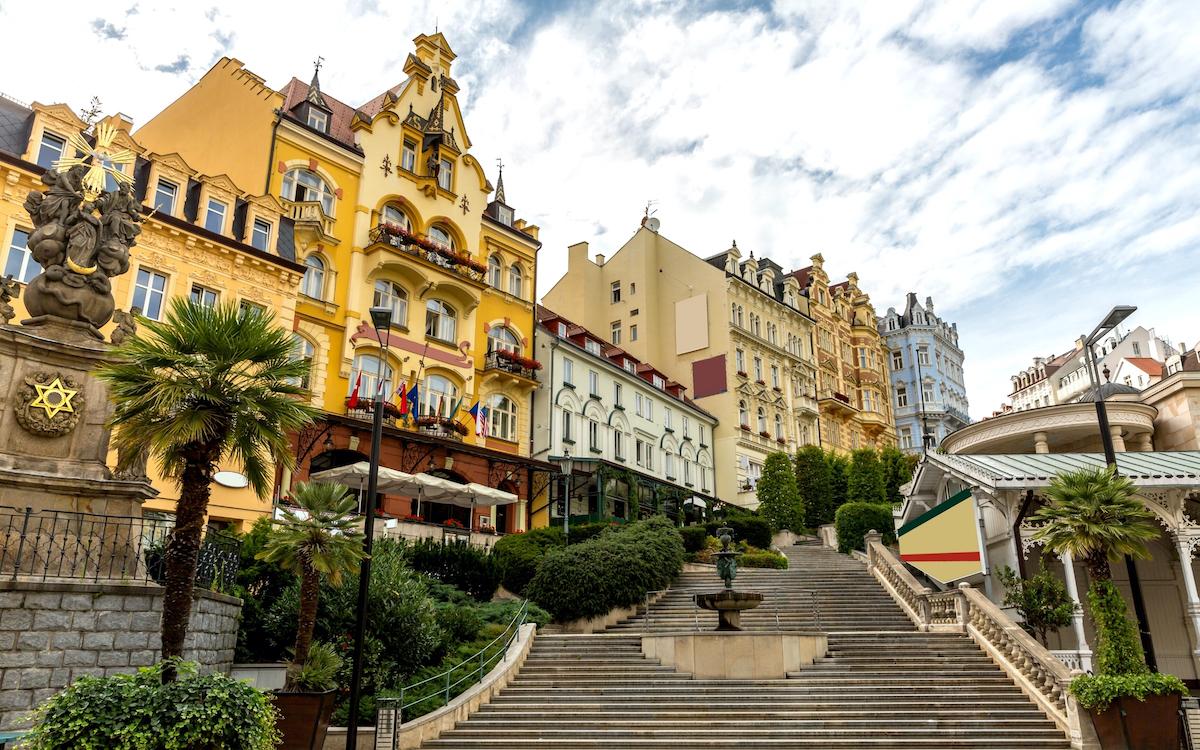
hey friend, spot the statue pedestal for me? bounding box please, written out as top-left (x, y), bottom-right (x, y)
top-left (0, 322), bottom-right (155, 517)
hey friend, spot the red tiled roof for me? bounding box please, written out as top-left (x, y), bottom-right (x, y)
top-left (1125, 357), bottom-right (1164, 376)
top-left (358, 80), bottom-right (408, 120)
top-left (788, 267), bottom-right (813, 289)
top-left (279, 78), bottom-right (361, 151)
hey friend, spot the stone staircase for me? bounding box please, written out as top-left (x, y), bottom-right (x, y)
top-left (419, 541), bottom-right (1071, 749)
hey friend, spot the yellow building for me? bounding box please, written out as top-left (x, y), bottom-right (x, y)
top-left (542, 224), bottom-right (819, 509)
top-left (0, 95), bottom-right (304, 530)
top-left (135, 34), bottom-right (551, 533)
top-left (788, 254), bottom-right (896, 453)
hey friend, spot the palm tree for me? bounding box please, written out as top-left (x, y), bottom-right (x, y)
top-left (1030, 466), bottom-right (1158, 581)
top-left (95, 299), bottom-right (318, 680)
top-left (258, 482), bottom-right (364, 690)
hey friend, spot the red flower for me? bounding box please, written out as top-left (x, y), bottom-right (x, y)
top-left (443, 518), bottom-right (465, 529)
top-left (740, 424), bottom-right (751, 431)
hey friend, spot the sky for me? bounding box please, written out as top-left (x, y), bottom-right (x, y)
top-left (2, 0), bottom-right (1198, 419)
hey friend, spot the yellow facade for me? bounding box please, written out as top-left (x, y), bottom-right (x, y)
top-left (798, 254), bottom-right (897, 453)
top-left (1, 100), bottom-right (304, 530)
top-left (132, 34), bottom-right (547, 531)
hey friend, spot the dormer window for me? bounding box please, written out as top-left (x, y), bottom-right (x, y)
top-left (624, 360), bottom-right (636, 374)
top-left (652, 374), bottom-right (665, 390)
top-left (307, 108), bottom-right (328, 132)
top-left (496, 205), bottom-right (513, 226)
top-left (585, 339), bottom-right (601, 356)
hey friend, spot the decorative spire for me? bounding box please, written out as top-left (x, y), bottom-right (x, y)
top-left (307, 56), bottom-right (328, 108)
top-left (495, 157), bottom-right (506, 204)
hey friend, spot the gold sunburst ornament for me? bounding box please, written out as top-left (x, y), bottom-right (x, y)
top-left (52, 122), bottom-right (135, 200)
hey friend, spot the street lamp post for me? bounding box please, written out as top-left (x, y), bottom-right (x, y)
top-left (1083, 305), bottom-right (1156, 671)
top-left (345, 306), bottom-right (393, 750)
top-left (557, 448), bottom-right (573, 538)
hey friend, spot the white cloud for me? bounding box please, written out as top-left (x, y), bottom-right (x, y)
top-left (1, 0), bottom-right (1196, 418)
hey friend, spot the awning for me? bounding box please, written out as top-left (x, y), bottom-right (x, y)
top-left (310, 462), bottom-right (517, 509)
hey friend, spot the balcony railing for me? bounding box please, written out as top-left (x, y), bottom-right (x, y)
top-left (344, 402), bottom-right (467, 442)
top-left (368, 224), bottom-right (485, 284)
top-left (283, 199), bottom-right (337, 244)
top-left (484, 351), bottom-right (539, 381)
top-left (0, 505), bottom-right (238, 591)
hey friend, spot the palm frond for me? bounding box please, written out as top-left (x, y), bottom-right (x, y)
top-left (1030, 467), bottom-right (1159, 567)
top-left (258, 482), bottom-right (365, 585)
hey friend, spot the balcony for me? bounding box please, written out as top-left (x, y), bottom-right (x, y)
top-left (858, 410), bottom-right (891, 433)
top-left (484, 350), bottom-right (540, 382)
top-left (819, 390), bottom-right (859, 416)
top-left (343, 401), bottom-right (467, 442)
top-left (367, 224), bottom-right (485, 285)
top-left (283, 199), bottom-right (338, 245)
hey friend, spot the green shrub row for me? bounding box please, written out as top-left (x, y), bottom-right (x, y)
top-left (405, 538), bottom-right (499, 601)
top-left (834, 502), bottom-right (895, 553)
top-left (526, 517), bottom-right (684, 621)
top-left (492, 526), bottom-right (564, 595)
top-left (680, 525), bottom-right (709, 553)
top-left (740, 549), bottom-right (788, 569)
top-left (704, 514), bottom-right (772, 549)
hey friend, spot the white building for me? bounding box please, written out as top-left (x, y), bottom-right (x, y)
top-left (531, 306), bottom-right (720, 525)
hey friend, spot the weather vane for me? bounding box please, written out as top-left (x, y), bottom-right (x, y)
top-left (313, 56), bottom-right (324, 73)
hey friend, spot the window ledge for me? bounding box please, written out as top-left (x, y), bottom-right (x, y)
top-left (664, 427), bottom-right (674, 434)
top-left (589, 447), bottom-right (603, 455)
top-left (426, 335), bottom-right (458, 347)
top-left (588, 392), bottom-right (602, 400)
top-left (562, 438), bottom-right (575, 446)
top-left (562, 382), bottom-right (576, 390)
top-left (613, 404), bottom-right (625, 411)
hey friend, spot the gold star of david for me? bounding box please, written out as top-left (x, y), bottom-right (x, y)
top-left (29, 378), bottom-right (78, 419)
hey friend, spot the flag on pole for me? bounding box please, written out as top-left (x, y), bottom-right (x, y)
top-left (347, 371), bottom-right (363, 410)
top-left (477, 405), bottom-right (490, 438)
top-left (437, 394), bottom-right (446, 419)
top-left (448, 394), bottom-right (465, 422)
top-left (407, 381), bottom-right (420, 418)
top-left (467, 400), bottom-right (481, 429)
top-left (396, 383), bottom-right (408, 416)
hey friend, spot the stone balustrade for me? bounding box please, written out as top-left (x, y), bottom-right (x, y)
top-left (861, 531), bottom-right (1097, 749)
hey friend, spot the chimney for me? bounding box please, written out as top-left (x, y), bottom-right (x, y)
top-left (568, 241), bottom-right (589, 269)
top-left (594, 253), bottom-right (606, 266)
top-left (1074, 336), bottom-right (1086, 351)
top-left (925, 296), bottom-right (934, 314)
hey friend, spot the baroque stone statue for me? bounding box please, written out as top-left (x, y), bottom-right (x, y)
top-left (21, 165), bottom-right (141, 335)
top-left (110, 306), bottom-right (140, 345)
top-left (0, 274), bottom-right (19, 324)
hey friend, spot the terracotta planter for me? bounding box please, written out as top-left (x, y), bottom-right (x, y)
top-left (1087, 694), bottom-right (1181, 750)
top-left (274, 689), bottom-right (337, 750)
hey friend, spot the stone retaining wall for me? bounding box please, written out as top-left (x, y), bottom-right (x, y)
top-left (0, 579), bottom-right (242, 731)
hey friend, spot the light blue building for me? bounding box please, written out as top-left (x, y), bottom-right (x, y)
top-left (878, 294), bottom-right (970, 452)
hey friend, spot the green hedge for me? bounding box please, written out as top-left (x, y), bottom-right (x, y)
top-left (25, 661), bottom-right (279, 750)
top-left (835, 502), bottom-right (895, 553)
top-left (740, 549), bottom-right (788, 569)
top-left (492, 526), bottom-right (564, 595)
top-left (568, 521), bottom-right (614, 544)
top-left (706, 514), bottom-right (771, 549)
top-left (526, 516), bottom-right (684, 621)
top-left (406, 538), bottom-right (499, 601)
top-left (1070, 672), bottom-right (1187, 711)
top-left (680, 525), bottom-right (709, 553)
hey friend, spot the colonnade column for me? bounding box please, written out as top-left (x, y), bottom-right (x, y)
top-left (1060, 552), bottom-right (1092, 672)
top-left (1174, 535), bottom-right (1200, 661)
top-left (1109, 425), bottom-right (1126, 452)
top-left (1033, 431), bottom-right (1049, 454)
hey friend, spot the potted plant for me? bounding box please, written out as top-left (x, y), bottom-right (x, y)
top-left (258, 482), bottom-right (365, 750)
top-left (1031, 467), bottom-right (1186, 749)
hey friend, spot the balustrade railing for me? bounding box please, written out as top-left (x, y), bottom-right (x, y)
top-left (862, 531), bottom-right (1087, 745)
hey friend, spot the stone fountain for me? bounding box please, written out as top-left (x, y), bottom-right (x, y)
top-left (694, 526), bottom-right (763, 631)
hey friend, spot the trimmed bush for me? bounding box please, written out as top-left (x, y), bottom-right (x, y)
top-left (569, 521), bottom-right (614, 544)
top-left (436, 604), bottom-right (484, 643)
top-left (406, 538), bottom-right (499, 601)
top-left (25, 661), bottom-right (279, 750)
top-left (835, 502), bottom-right (895, 553)
top-left (706, 513), bottom-right (771, 550)
top-left (680, 525), bottom-right (709, 553)
top-left (847, 448), bottom-right (887, 505)
top-left (740, 549), bottom-right (788, 569)
top-left (493, 526), bottom-right (564, 595)
top-left (1089, 579), bottom-right (1149, 676)
top-left (757, 451), bottom-right (804, 532)
top-left (526, 516), bottom-right (684, 621)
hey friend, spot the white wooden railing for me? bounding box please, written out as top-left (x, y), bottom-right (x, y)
top-left (861, 531), bottom-right (1097, 749)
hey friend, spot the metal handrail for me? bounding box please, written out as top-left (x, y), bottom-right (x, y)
top-left (385, 599), bottom-right (529, 727)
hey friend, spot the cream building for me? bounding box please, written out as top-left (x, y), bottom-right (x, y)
top-left (542, 224), bottom-right (818, 508)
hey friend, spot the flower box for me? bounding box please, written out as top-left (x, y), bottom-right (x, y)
top-left (401, 514), bottom-right (425, 523)
top-left (739, 424), bottom-right (751, 432)
top-left (416, 415), bottom-right (469, 435)
top-left (755, 379), bottom-right (766, 386)
top-left (776, 438), bottom-right (786, 444)
top-left (736, 371), bottom-right (748, 378)
top-left (495, 348), bottom-right (543, 370)
top-left (772, 386), bottom-right (782, 392)
top-left (443, 518), bottom-right (465, 529)
top-left (759, 431), bottom-right (771, 438)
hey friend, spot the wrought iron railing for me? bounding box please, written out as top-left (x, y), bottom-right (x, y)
top-left (0, 505), bottom-right (239, 592)
top-left (367, 225), bottom-right (485, 284)
top-left (375, 600), bottom-right (530, 746)
top-left (483, 351), bottom-right (539, 380)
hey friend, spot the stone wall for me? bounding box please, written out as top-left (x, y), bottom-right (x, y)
top-left (0, 580), bottom-right (242, 731)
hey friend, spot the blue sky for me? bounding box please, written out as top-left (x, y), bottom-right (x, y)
top-left (2, 0), bottom-right (1197, 418)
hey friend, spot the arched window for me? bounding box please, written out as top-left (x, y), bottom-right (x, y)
top-left (738, 400), bottom-right (748, 427)
top-left (756, 407), bottom-right (766, 433)
top-left (423, 374), bottom-right (458, 417)
top-left (487, 255), bottom-right (503, 288)
top-left (774, 413), bottom-right (783, 440)
top-left (381, 203), bottom-right (411, 231)
top-left (488, 326), bottom-right (521, 354)
top-left (425, 299), bottom-right (457, 342)
top-left (373, 280), bottom-right (407, 328)
top-left (282, 169), bottom-right (335, 216)
top-left (428, 224), bottom-right (454, 249)
top-left (730, 303), bottom-right (737, 323)
top-left (488, 394), bottom-right (518, 441)
top-left (736, 306), bottom-right (744, 327)
top-left (508, 263), bottom-right (523, 298)
top-left (349, 353), bottom-right (392, 399)
top-left (301, 256), bottom-right (325, 299)
top-left (291, 334), bottom-right (315, 390)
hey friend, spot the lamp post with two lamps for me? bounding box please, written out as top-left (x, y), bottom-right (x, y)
top-left (345, 305), bottom-right (393, 750)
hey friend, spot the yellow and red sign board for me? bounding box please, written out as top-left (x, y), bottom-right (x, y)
top-left (897, 489), bottom-right (985, 585)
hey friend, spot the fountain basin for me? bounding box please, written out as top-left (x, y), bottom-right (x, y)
top-left (641, 631), bottom-right (828, 680)
top-left (694, 590), bottom-right (763, 631)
